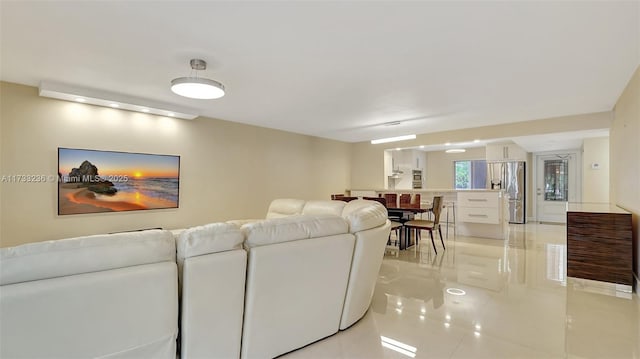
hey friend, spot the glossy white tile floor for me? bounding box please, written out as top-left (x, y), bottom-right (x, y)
top-left (283, 223), bottom-right (640, 359)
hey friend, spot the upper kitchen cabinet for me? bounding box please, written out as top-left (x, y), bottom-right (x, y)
top-left (486, 143), bottom-right (527, 162)
top-left (385, 149), bottom-right (427, 189)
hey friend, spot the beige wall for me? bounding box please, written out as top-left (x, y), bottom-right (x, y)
top-left (0, 82), bottom-right (351, 247)
top-left (610, 66), bottom-right (640, 281)
top-left (425, 147), bottom-right (486, 189)
top-left (582, 137), bottom-right (610, 203)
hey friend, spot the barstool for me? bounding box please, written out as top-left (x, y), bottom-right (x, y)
top-left (443, 200), bottom-right (456, 238)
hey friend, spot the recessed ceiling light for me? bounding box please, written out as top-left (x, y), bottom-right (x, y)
top-left (167, 112), bottom-right (175, 117)
top-left (109, 103), bottom-right (119, 108)
top-left (75, 98), bottom-right (85, 102)
top-left (141, 108), bottom-right (150, 113)
top-left (445, 149), bottom-right (466, 154)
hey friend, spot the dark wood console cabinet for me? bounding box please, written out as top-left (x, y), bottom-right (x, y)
top-left (566, 203), bottom-right (633, 286)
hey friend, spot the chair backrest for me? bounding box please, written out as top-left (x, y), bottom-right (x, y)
top-left (410, 194), bottom-right (421, 209)
top-left (363, 196), bottom-right (387, 207)
top-left (383, 194), bottom-right (397, 208)
top-left (330, 194), bottom-right (345, 200)
top-left (399, 194), bottom-right (411, 208)
top-left (432, 196), bottom-right (443, 225)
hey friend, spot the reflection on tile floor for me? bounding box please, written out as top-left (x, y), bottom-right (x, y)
top-left (283, 223), bottom-right (640, 359)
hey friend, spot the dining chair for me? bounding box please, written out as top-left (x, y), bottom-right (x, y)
top-left (410, 193), bottom-right (421, 209)
top-left (388, 221), bottom-right (403, 247)
top-left (403, 196), bottom-right (445, 254)
top-left (364, 196), bottom-right (402, 246)
top-left (383, 193), bottom-right (398, 208)
top-left (399, 194), bottom-right (411, 208)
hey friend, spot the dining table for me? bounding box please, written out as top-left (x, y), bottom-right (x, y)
top-left (387, 207), bottom-right (429, 250)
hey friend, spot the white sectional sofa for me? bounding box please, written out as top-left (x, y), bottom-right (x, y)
top-left (176, 223), bottom-right (247, 359)
top-left (0, 229), bottom-right (179, 359)
top-left (0, 199), bottom-right (390, 359)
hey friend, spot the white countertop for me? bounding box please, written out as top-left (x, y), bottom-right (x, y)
top-left (350, 189), bottom-right (503, 193)
top-left (567, 203), bottom-right (631, 214)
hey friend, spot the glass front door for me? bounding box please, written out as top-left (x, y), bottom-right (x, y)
top-left (536, 153), bottom-right (578, 223)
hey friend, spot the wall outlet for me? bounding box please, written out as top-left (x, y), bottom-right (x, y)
top-left (591, 163), bottom-right (600, 169)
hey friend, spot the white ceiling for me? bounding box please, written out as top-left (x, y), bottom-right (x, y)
top-left (1, 1), bottom-right (638, 143)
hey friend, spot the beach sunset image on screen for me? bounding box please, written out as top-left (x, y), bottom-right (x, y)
top-left (58, 148), bottom-right (180, 215)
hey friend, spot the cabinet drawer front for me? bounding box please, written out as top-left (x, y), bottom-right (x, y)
top-left (457, 192), bottom-right (499, 208)
top-left (458, 207), bottom-right (500, 224)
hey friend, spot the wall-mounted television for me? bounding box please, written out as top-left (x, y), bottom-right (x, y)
top-left (58, 148), bottom-right (180, 215)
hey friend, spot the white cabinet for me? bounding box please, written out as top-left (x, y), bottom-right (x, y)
top-left (458, 192), bottom-right (502, 224)
top-left (456, 191), bottom-right (507, 239)
top-left (485, 143), bottom-right (527, 161)
top-left (388, 149), bottom-right (426, 189)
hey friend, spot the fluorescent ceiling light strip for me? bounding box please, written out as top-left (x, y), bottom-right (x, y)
top-left (39, 81), bottom-right (199, 120)
top-left (445, 148), bottom-right (466, 153)
top-left (371, 134), bottom-right (416, 144)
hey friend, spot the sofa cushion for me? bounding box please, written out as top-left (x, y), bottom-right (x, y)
top-left (176, 223), bottom-right (244, 261)
top-left (342, 200), bottom-right (388, 233)
top-left (243, 215), bottom-right (349, 248)
top-left (265, 199), bottom-right (306, 219)
top-left (0, 229), bottom-right (175, 285)
top-left (301, 200), bottom-right (346, 216)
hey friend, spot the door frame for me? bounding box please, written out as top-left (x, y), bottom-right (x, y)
top-left (532, 150), bottom-right (582, 222)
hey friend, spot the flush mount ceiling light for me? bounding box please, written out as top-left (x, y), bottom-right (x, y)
top-left (445, 148), bottom-right (466, 154)
top-left (39, 81), bottom-right (199, 119)
top-left (371, 134), bottom-right (416, 144)
top-left (171, 59), bottom-right (225, 100)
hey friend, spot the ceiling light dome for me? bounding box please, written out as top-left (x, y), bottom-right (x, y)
top-left (171, 59), bottom-right (225, 99)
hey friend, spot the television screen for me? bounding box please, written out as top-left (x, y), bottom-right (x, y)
top-left (58, 148), bottom-right (180, 215)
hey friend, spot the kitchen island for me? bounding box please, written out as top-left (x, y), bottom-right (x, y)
top-left (348, 189), bottom-right (508, 240)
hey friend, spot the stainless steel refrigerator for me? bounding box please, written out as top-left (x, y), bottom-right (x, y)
top-left (487, 161), bottom-right (526, 223)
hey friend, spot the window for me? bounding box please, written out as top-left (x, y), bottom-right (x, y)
top-left (543, 159), bottom-right (568, 201)
top-left (454, 160), bottom-right (487, 189)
